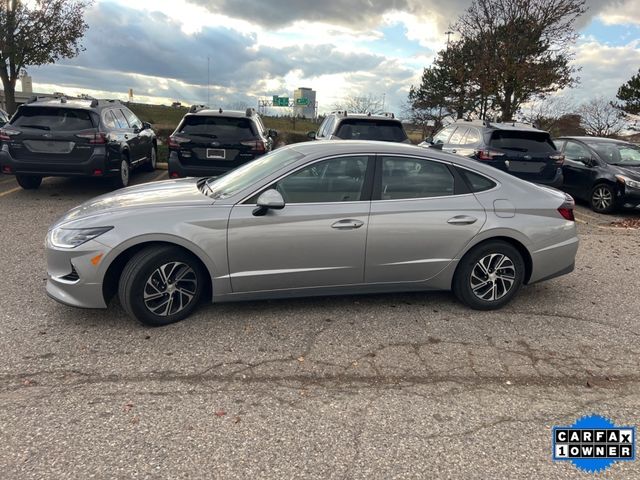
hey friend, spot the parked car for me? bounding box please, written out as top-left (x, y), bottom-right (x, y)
top-left (421, 120), bottom-right (564, 187)
top-left (0, 108), bottom-right (10, 127)
top-left (168, 106), bottom-right (277, 178)
top-left (0, 96), bottom-right (156, 189)
top-left (553, 136), bottom-right (640, 213)
top-left (309, 111), bottom-right (410, 143)
top-left (46, 141), bottom-right (578, 326)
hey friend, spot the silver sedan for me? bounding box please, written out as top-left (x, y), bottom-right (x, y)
top-left (46, 141), bottom-right (579, 326)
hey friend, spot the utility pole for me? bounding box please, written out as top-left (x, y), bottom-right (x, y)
top-left (207, 56), bottom-right (210, 107)
top-left (382, 93), bottom-right (386, 112)
top-left (445, 31), bottom-right (454, 49)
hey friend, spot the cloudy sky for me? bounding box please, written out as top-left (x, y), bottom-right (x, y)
top-left (28, 0), bottom-right (640, 115)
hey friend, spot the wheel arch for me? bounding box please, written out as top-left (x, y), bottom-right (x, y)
top-left (101, 237), bottom-right (216, 305)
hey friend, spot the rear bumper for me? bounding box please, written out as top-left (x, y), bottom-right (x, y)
top-left (0, 147), bottom-right (116, 177)
top-left (528, 235), bottom-right (579, 284)
top-left (168, 152), bottom-right (255, 177)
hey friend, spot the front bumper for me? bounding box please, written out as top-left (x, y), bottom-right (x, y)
top-left (620, 185), bottom-right (640, 209)
top-left (46, 238), bottom-right (109, 309)
top-left (0, 147), bottom-right (115, 178)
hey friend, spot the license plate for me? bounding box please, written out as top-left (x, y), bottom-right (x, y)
top-left (206, 149), bottom-right (226, 159)
top-left (508, 161), bottom-right (544, 173)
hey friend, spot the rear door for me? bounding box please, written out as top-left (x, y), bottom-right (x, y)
top-left (488, 130), bottom-right (561, 183)
top-left (365, 155), bottom-right (486, 283)
top-left (121, 108), bottom-right (149, 162)
top-left (8, 106), bottom-right (98, 166)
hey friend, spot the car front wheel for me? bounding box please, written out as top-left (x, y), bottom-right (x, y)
top-left (590, 183), bottom-right (616, 214)
top-left (16, 175), bottom-right (43, 190)
top-left (113, 157), bottom-right (130, 189)
top-left (118, 245), bottom-right (205, 326)
top-left (453, 241), bottom-right (525, 310)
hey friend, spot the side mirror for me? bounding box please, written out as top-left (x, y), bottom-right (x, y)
top-left (429, 143), bottom-right (444, 150)
top-left (425, 136), bottom-right (434, 144)
top-left (268, 129), bottom-right (278, 138)
top-left (253, 189), bottom-right (285, 216)
top-left (307, 131), bottom-right (317, 140)
top-left (142, 121), bottom-right (152, 130)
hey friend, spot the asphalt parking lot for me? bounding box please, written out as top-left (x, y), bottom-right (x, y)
top-left (1, 171), bottom-right (639, 479)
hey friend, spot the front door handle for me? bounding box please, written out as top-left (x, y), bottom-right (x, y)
top-left (451, 149), bottom-right (457, 154)
top-left (331, 219), bottom-right (364, 230)
top-left (447, 215), bottom-right (477, 225)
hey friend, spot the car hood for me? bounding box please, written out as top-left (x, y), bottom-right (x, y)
top-left (615, 165), bottom-right (640, 180)
top-left (54, 178), bottom-right (213, 226)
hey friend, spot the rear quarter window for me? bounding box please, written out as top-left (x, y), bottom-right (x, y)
top-left (178, 116), bottom-right (257, 140)
top-left (336, 119), bottom-right (408, 142)
top-left (458, 168), bottom-right (497, 193)
top-left (12, 107), bottom-right (96, 131)
top-left (489, 130), bottom-right (556, 153)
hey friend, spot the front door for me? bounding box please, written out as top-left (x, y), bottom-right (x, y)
top-left (365, 155), bottom-right (486, 283)
top-left (227, 155), bottom-right (373, 293)
top-left (562, 140), bottom-right (596, 200)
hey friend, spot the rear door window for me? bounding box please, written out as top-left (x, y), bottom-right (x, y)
top-left (335, 119), bottom-right (408, 142)
top-left (489, 130), bottom-right (556, 153)
top-left (178, 116), bottom-right (257, 140)
top-left (102, 110), bottom-right (117, 129)
top-left (379, 156), bottom-right (455, 199)
top-left (12, 107), bottom-right (95, 131)
top-left (448, 127), bottom-right (468, 145)
top-left (564, 141), bottom-right (591, 161)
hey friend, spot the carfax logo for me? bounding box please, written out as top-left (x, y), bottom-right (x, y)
top-left (553, 415), bottom-right (636, 473)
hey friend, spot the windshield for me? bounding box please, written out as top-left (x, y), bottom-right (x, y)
top-left (335, 119), bottom-right (408, 142)
top-left (589, 142), bottom-right (640, 166)
top-left (12, 106), bottom-right (96, 131)
top-left (178, 115), bottom-right (257, 140)
top-left (204, 147), bottom-right (304, 199)
top-left (490, 131), bottom-right (556, 153)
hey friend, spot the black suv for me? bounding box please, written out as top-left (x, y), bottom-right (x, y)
top-left (168, 106), bottom-right (277, 178)
top-left (309, 111), bottom-right (410, 143)
top-left (422, 120), bottom-right (564, 187)
top-left (554, 136), bottom-right (640, 213)
top-left (0, 96), bottom-right (157, 189)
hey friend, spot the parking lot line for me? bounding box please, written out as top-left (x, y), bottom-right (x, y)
top-left (0, 186), bottom-right (21, 197)
top-left (0, 177), bottom-right (16, 186)
top-left (152, 171), bottom-right (167, 182)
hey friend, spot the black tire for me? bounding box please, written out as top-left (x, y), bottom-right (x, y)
top-left (16, 175), bottom-right (42, 190)
top-left (118, 245), bottom-right (206, 326)
top-left (590, 183), bottom-right (616, 214)
top-left (142, 145), bottom-right (157, 172)
top-left (453, 240), bottom-right (525, 311)
top-left (113, 154), bottom-right (131, 189)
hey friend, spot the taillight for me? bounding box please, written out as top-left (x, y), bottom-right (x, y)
top-left (476, 149), bottom-right (505, 161)
top-left (558, 193), bottom-right (575, 221)
top-left (550, 154), bottom-right (565, 166)
top-left (75, 130), bottom-right (107, 144)
top-left (0, 128), bottom-right (20, 141)
top-left (240, 139), bottom-right (266, 154)
top-left (168, 135), bottom-right (189, 150)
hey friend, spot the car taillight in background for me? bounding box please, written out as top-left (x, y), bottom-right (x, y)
top-left (240, 139), bottom-right (266, 154)
top-left (75, 130), bottom-right (107, 144)
top-left (550, 154), bottom-right (565, 166)
top-left (0, 128), bottom-right (21, 141)
top-left (476, 149), bottom-right (505, 161)
top-left (168, 135), bottom-right (189, 150)
top-left (558, 193), bottom-right (575, 221)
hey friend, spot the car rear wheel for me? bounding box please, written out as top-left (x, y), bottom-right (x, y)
top-left (142, 145), bottom-right (157, 172)
top-left (118, 245), bottom-right (205, 326)
top-left (113, 157), bottom-right (130, 189)
top-left (453, 241), bottom-right (525, 310)
top-left (590, 183), bottom-right (616, 214)
top-left (16, 175), bottom-right (43, 190)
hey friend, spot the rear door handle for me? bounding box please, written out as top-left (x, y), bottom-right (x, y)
top-left (447, 215), bottom-right (477, 225)
top-left (331, 219), bottom-right (364, 230)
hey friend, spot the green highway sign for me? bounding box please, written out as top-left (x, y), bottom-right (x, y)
top-left (295, 98), bottom-right (309, 106)
top-left (272, 96), bottom-right (289, 107)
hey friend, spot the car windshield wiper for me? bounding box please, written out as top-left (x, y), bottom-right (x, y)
top-left (19, 124), bottom-right (51, 131)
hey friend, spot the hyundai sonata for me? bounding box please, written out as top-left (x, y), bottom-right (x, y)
top-left (46, 141), bottom-right (578, 326)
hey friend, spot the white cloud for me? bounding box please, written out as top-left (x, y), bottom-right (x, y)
top-left (597, 0), bottom-right (640, 26)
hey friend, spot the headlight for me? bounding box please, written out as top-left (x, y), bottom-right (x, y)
top-left (49, 226), bottom-right (113, 249)
top-left (615, 175), bottom-right (640, 190)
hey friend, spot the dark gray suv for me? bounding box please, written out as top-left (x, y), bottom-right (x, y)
top-left (422, 120), bottom-right (564, 187)
top-left (309, 111), bottom-right (410, 143)
top-left (0, 96), bottom-right (157, 189)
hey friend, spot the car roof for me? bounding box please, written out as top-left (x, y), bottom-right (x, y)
top-left (188, 109), bottom-right (257, 118)
top-left (449, 120), bottom-right (548, 133)
top-left (22, 97), bottom-right (121, 111)
top-left (332, 113), bottom-right (400, 122)
top-left (556, 136), bottom-right (630, 144)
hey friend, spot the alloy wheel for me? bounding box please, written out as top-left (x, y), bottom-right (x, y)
top-left (592, 186), bottom-right (612, 212)
top-left (469, 253), bottom-right (516, 301)
top-left (143, 262), bottom-right (197, 316)
top-left (121, 160), bottom-right (130, 186)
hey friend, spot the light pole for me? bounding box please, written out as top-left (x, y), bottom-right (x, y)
top-left (207, 56), bottom-right (210, 107)
top-left (445, 31), bottom-right (454, 49)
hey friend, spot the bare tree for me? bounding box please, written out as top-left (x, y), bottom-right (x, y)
top-left (578, 97), bottom-right (626, 137)
top-left (333, 94), bottom-right (385, 114)
top-left (0, 0), bottom-right (90, 114)
top-left (518, 96), bottom-right (575, 134)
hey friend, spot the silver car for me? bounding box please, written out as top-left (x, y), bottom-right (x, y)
top-left (46, 141), bottom-right (579, 326)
